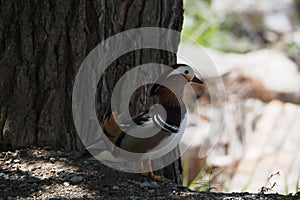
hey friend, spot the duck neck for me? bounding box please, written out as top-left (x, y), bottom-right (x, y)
top-left (155, 85), bottom-right (186, 107)
top-left (153, 83), bottom-right (187, 127)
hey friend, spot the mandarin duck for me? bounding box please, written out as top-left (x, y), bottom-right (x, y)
top-left (85, 64), bottom-right (203, 181)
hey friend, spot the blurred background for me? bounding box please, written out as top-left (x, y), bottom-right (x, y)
top-left (178, 0), bottom-right (300, 194)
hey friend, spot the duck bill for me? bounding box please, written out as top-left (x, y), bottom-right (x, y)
top-left (191, 76), bottom-right (204, 84)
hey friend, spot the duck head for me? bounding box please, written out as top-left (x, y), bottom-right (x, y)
top-left (150, 64), bottom-right (204, 107)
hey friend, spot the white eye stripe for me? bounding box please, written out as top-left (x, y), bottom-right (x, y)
top-left (167, 66), bottom-right (194, 78)
top-left (167, 65), bottom-right (194, 78)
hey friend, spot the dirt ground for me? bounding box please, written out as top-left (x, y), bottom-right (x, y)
top-left (0, 148), bottom-right (299, 199)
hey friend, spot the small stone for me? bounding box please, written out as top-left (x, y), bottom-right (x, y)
top-left (148, 189), bottom-right (155, 193)
top-left (149, 181), bottom-right (160, 188)
top-left (59, 157), bottom-right (68, 162)
top-left (5, 159), bottom-right (12, 164)
top-left (129, 196), bottom-right (137, 200)
top-left (82, 161), bottom-right (89, 165)
top-left (112, 186), bottom-right (119, 190)
top-left (56, 169), bottom-right (65, 175)
top-left (63, 182), bottom-right (70, 186)
top-left (65, 192), bottom-right (71, 198)
top-left (172, 186), bottom-right (178, 190)
top-left (3, 174), bottom-right (9, 180)
top-left (12, 164), bottom-right (20, 169)
top-left (120, 182), bottom-right (128, 187)
top-left (32, 183), bottom-right (38, 187)
top-left (49, 157), bottom-right (56, 163)
top-left (70, 175), bottom-right (83, 184)
top-left (150, 181), bottom-right (158, 186)
top-left (13, 159), bottom-right (22, 163)
top-left (139, 182), bottom-right (151, 188)
top-left (127, 188), bottom-right (134, 192)
top-left (28, 167), bottom-right (36, 172)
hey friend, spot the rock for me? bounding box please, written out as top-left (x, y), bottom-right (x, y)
top-left (135, 181), bottom-right (161, 189)
top-left (264, 12), bottom-right (292, 34)
top-left (129, 195), bottom-right (137, 200)
top-left (82, 160), bottom-right (89, 165)
top-left (20, 175), bottom-right (27, 180)
top-left (49, 157), bottom-right (56, 163)
top-left (63, 182), bottom-right (70, 186)
top-left (237, 50), bottom-right (300, 93)
top-left (5, 159), bottom-right (12, 164)
top-left (211, 0), bottom-right (296, 34)
top-left (139, 182), bottom-right (152, 188)
top-left (4, 175), bottom-right (10, 180)
top-left (150, 181), bottom-right (160, 188)
top-left (59, 157), bottom-right (68, 162)
top-left (0, 173), bottom-right (9, 180)
top-left (56, 169), bottom-right (65, 175)
top-left (112, 186), bottom-right (119, 190)
top-left (70, 175), bottom-right (83, 184)
top-left (13, 159), bottom-right (22, 163)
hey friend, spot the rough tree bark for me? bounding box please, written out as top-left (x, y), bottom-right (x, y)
top-left (0, 0), bottom-right (183, 182)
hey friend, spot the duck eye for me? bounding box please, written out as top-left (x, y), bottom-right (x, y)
top-left (184, 70), bottom-right (189, 74)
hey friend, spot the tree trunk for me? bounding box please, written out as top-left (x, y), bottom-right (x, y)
top-left (0, 0), bottom-right (183, 182)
